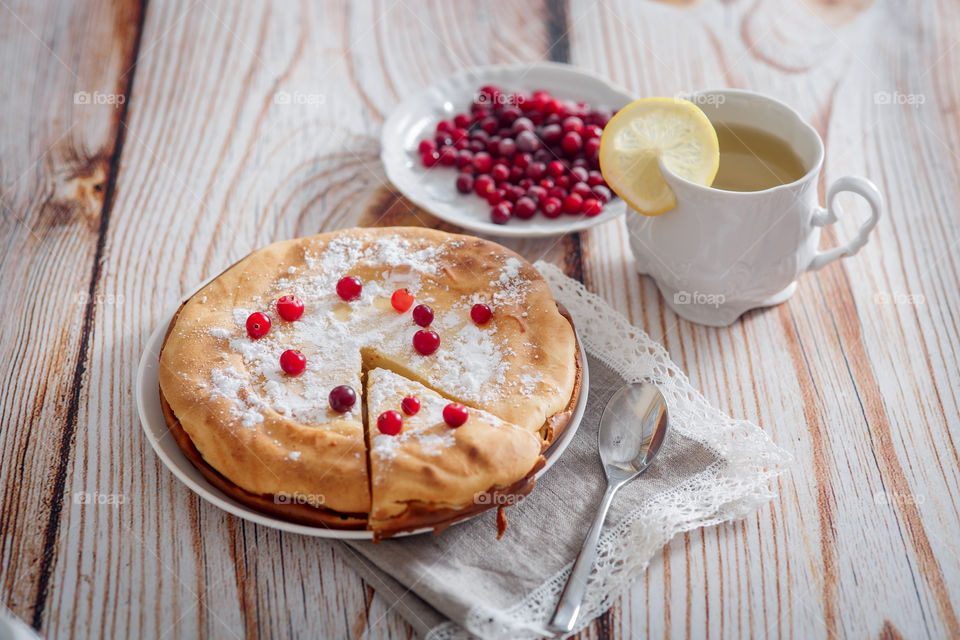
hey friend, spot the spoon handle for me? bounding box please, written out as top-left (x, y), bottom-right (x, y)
top-left (548, 480), bottom-right (620, 635)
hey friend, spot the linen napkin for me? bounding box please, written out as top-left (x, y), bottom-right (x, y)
top-left (336, 262), bottom-right (792, 639)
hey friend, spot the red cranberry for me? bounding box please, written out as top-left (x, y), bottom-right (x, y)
top-left (592, 109), bottom-right (613, 127)
top-left (413, 329), bottom-right (440, 355)
top-left (486, 188), bottom-right (504, 205)
top-left (541, 124), bottom-right (563, 145)
top-left (421, 150), bottom-right (439, 167)
top-left (547, 186), bottom-right (567, 200)
top-left (451, 126), bottom-right (468, 142)
top-left (547, 160), bottom-right (565, 178)
top-left (474, 175), bottom-right (495, 197)
top-left (478, 85), bottom-right (502, 104)
top-left (436, 119), bottom-right (453, 135)
top-left (455, 149), bottom-right (474, 168)
top-left (584, 124), bottom-right (603, 139)
top-left (497, 138), bottom-right (517, 157)
top-left (246, 312), bottom-right (271, 338)
top-left (519, 178), bottom-right (534, 189)
top-left (542, 197), bottom-right (563, 218)
top-left (531, 90), bottom-right (551, 105)
top-left (545, 98), bottom-right (565, 116)
top-left (511, 117), bottom-right (534, 134)
top-left (563, 193), bottom-right (584, 214)
top-left (328, 385), bottom-right (357, 413)
top-left (570, 166), bottom-right (589, 183)
top-left (438, 147), bottom-right (457, 166)
top-left (514, 197), bottom-right (538, 219)
top-left (491, 202), bottom-right (513, 224)
top-left (453, 113), bottom-right (472, 129)
top-left (515, 130), bottom-right (540, 153)
top-left (509, 166), bottom-right (524, 182)
top-left (525, 162), bottom-right (546, 181)
top-left (572, 182), bottom-right (593, 199)
top-left (336, 276), bottom-right (362, 301)
top-left (472, 152), bottom-right (493, 174)
top-left (412, 304), bottom-right (434, 327)
top-left (591, 185), bottom-right (612, 203)
top-left (539, 177), bottom-right (555, 189)
top-left (584, 137), bottom-right (601, 158)
top-left (277, 295), bottom-right (304, 321)
top-left (280, 349), bottom-right (306, 376)
top-left (435, 134), bottom-right (453, 147)
top-left (468, 140), bottom-right (486, 153)
top-left (401, 395), bottom-right (421, 416)
top-left (513, 152), bottom-right (532, 169)
top-left (491, 163), bottom-right (510, 183)
top-left (562, 116), bottom-right (584, 134)
top-left (456, 174), bottom-right (474, 194)
top-left (571, 157), bottom-right (589, 169)
top-left (391, 288), bottom-right (415, 312)
top-left (418, 139), bottom-right (436, 155)
top-left (527, 185), bottom-right (548, 203)
top-left (533, 149), bottom-right (553, 163)
top-left (471, 303), bottom-right (493, 325)
top-left (481, 116), bottom-right (499, 135)
top-left (504, 185), bottom-right (524, 203)
top-left (582, 199), bottom-right (603, 217)
top-left (499, 106), bottom-right (522, 124)
top-left (561, 131), bottom-right (582, 154)
top-left (377, 410), bottom-right (403, 435)
top-left (453, 138), bottom-right (469, 151)
top-left (443, 403), bottom-right (469, 427)
top-left (587, 171), bottom-right (605, 187)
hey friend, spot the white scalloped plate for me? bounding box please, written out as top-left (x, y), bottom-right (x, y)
top-left (381, 62), bottom-right (634, 238)
top-left (136, 273), bottom-right (589, 540)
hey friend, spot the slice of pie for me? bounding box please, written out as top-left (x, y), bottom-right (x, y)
top-left (365, 367), bottom-right (544, 537)
top-left (158, 227), bottom-right (580, 537)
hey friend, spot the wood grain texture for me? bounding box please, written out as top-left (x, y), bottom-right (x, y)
top-left (1, 0), bottom-right (958, 638)
top-left (0, 0), bottom-right (144, 629)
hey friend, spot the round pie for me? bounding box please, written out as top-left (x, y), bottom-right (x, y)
top-left (158, 227), bottom-right (581, 538)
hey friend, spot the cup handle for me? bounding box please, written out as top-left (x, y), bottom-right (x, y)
top-left (807, 176), bottom-right (883, 271)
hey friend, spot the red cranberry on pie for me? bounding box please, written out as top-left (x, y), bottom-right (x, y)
top-left (276, 295), bottom-right (304, 321)
top-left (246, 312), bottom-right (271, 338)
top-left (443, 403), bottom-right (469, 427)
top-left (377, 410), bottom-right (403, 435)
top-left (280, 349), bottom-right (306, 376)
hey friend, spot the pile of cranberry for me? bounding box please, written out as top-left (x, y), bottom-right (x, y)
top-left (417, 86), bottom-right (615, 225)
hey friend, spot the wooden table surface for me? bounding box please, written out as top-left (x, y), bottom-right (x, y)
top-left (2, 0), bottom-right (958, 638)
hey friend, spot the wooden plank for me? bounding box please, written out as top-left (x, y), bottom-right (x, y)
top-left (37, 1), bottom-right (577, 637)
top-left (568, 0), bottom-right (960, 638)
top-left (0, 0), bottom-right (144, 630)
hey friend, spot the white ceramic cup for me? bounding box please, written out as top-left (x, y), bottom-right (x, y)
top-left (625, 89), bottom-right (883, 326)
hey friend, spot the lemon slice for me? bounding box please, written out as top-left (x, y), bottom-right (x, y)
top-left (599, 97), bottom-right (719, 216)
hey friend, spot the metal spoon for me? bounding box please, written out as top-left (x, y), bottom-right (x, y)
top-left (548, 382), bottom-right (669, 635)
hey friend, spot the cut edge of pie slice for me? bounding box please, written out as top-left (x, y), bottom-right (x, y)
top-left (364, 367), bottom-right (545, 539)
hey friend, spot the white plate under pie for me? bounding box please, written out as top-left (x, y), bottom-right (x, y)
top-left (380, 62), bottom-right (634, 238)
top-left (136, 276), bottom-right (589, 540)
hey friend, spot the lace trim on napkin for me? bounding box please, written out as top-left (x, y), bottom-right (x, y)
top-left (426, 262), bottom-right (793, 640)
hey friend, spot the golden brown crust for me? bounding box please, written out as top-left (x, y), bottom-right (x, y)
top-left (157, 227), bottom-right (581, 536)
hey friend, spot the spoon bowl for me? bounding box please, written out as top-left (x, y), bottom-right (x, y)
top-left (599, 382), bottom-right (669, 475)
top-left (548, 381), bottom-right (668, 635)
